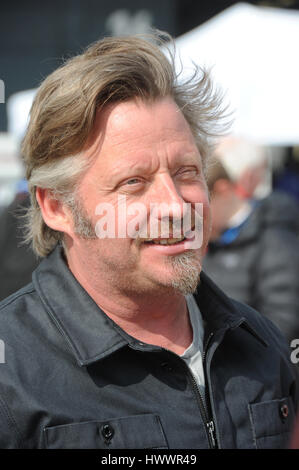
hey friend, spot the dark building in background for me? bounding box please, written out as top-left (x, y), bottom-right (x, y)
top-left (1, 0), bottom-right (299, 131)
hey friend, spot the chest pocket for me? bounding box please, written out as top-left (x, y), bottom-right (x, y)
top-left (44, 414), bottom-right (168, 449)
top-left (248, 396), bottom-right (295, 449)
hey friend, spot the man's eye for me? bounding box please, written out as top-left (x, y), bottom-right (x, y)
top-left (126, 178), bottom-right (140, 185)
top-left (177, 168), bottom-right (198, 178)
top-left (118, 178), bottom-right (144, 192)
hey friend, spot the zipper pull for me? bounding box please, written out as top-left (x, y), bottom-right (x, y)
top-left (207, 420), bottom-right (216, 448)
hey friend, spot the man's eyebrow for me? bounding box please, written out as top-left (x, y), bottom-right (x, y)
top-left (110, 161), bottom-right (155, 179)
top-left (170, 153), bottom-right (202, 167)
top-left (109, 152), bottom-right (202, 179)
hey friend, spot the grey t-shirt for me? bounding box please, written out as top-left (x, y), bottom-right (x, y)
top-left (180, 295), bottom-right (205, 396)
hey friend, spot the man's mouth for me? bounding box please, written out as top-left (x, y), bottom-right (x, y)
top-left (142, 236), bottom-right (186, 246)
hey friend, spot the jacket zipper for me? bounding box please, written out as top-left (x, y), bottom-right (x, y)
top-left (160, 331), bottom-right (218, 449)
top-left (202, 332), bottom-right (217, 448)
top-left (130, 332), bottom-right (218, 448)
top-left (183, 360), bottom-right (217, 448)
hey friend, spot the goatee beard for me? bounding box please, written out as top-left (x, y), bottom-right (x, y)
top-left (168, 251), bottom-right (201, 295)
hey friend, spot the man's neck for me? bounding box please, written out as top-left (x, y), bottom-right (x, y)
top-left (66, 251), bottom-right (193, 356)
top-left (101, 295), bottom-right (193, 355)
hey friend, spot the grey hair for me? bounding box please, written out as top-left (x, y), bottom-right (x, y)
top-left (22, 30), bottom-right (230, 257)
top-left (23, 154), bottom-right (91, 256)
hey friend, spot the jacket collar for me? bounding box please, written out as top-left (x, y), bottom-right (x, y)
top-left (195, 271), bottom-right (268, 348)
top-left (33, 245), bottom-right (131, 366)
top-left (33, 245), bottom-right (266, 367)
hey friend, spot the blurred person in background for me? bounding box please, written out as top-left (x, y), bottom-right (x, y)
top-left (0, 180), bottom-right (39, 301)
top-left (203, 137), bottom-right (299, 345)
top-left (274, 147), bottom-right (299, 204)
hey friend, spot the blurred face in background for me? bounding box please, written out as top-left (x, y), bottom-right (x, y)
top-left (208, 178), bottom-right (237, 241)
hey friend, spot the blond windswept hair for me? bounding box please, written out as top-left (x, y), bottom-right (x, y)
top-left (22, 31), bottom-right (229, 257)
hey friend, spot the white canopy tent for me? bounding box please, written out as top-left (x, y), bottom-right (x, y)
top-left (6, 88), bottom-right (37, 143)
top-left (174, 2), bottom-right (299, 146)
top-left (0, 89), bottom-right (37, 207)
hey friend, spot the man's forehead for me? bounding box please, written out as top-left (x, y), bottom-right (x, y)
top-left (88, 97), bottom-right (192, 147)
top-left (81, 97), bottom-right (196, 167)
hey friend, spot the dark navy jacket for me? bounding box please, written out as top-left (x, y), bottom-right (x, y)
top-left (0, 245), bottom-right (298, 449)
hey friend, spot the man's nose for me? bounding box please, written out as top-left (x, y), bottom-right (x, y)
top-left (149, 173), bottom-right (186, 219)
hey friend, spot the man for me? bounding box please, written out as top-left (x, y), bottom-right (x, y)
top-left (203, 139), bottom-right (299, 345)
top-left (0, 33), bottom-right (297, 449)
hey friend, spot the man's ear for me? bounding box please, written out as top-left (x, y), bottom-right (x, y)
top-left (212, 178), bottom-right (232, 196)
top-left (36, 187), bottom-right (73, 236)
top-left (237, 164), bottom-right (266, 199)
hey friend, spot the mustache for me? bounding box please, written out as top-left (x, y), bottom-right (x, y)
top-left (137, 211), bottom-right (202, 241)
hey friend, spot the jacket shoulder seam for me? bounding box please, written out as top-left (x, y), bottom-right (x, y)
top-left (0, 287), bottom-right (36, 313)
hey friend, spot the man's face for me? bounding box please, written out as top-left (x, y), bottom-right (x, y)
top-left (68, 97), bottom-right (211, 295)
